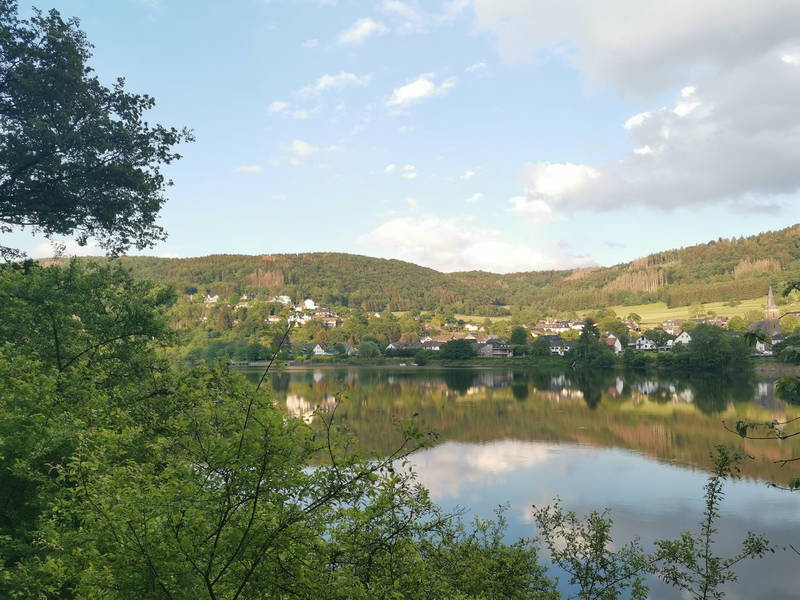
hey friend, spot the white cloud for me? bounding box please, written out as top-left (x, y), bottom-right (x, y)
top-left (782, 52), bottom-right (800, 66)
top-left (466, 61), bottom-right (488, 72)
top-left (382, 0), bottom-right (424, 26)
top-left (33, 239), bottom-right (102, 258)
top-left (509, 71), bottom-right (800, 215)
top-left (286, 140), bottom-right (339, 166)
top-left (387, 73), bottom-right (455, 107)
top-left (300, 72), bottom-right (371, 95)
top-left (468, 4), bottom-right (800, 216)
top-left (268, 101), bottom-right (289, 114)
top-left (235, 165), bottom-right (264, 174)
top-left (302, 38), bottom-right (319, 49)
top-left (385, 163), bottom-right (396, 173)
top-left (411, 441), bottom-right (556, 499)
top-left (460, 169), bottom-right (476, 180)
top-left (406, 197), bottom-right (418, 210)
top-left (397, 125), bottom-right (414, 133)
top-left (268, 101), bottom-right (318, 120)
top-left (465, 192), bottom-right (483, 204)
top-left (359, 214), bottom-right (592, 273)
top-left (472, 0), bottom-right (800, 94)
top-left (338, 17), bottom-right (387, 44)
top-left (400, 164), bottom-right (417, 179)
top-left (291, 139), bottom-right (317, 157)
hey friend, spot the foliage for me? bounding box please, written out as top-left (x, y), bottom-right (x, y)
top-left (440, 338), bottom-right (477, 360)
top-left (533, 501), bottom-right (650, 600)
top-left (56, 224), bottom-right (800, 316)
top-left (653, 447), bottom-right (772, 599)
top-left (0, 2), bottom-right (191, 258)
top-left (357, 340), bottom-right (382, 358)
top-left (510, 326), bottom-right (530, 345)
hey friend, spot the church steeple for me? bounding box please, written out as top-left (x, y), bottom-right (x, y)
top-left (765, 285), bottom-right (779, 320)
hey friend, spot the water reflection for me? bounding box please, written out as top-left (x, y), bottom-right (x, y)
top-left (240, 366), bottom-right (800, 485)
top-left (242, 366), bottom-right (800, 599)
top-left (411, 439), bottom-right (800, 600)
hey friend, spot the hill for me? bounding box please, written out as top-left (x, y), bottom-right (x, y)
top-left (68, 224), bottom-right (800, 316)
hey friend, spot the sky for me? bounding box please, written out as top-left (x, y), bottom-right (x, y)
top-left (9, 0), bottom-right (800, 272)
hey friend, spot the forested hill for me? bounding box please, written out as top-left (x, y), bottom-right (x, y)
top-left (72, 224), bottom-right (800, 315)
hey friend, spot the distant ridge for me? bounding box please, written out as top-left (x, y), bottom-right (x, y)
top-left (54, 224), bottom-right (800, 315)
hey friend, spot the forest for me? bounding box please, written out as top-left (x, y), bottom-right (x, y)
top-left (60, 223), bottom-right (800, 316)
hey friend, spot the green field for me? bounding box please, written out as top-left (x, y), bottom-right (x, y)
top-left (579, 296), bottom-right (800, 328)
top-left (448, 296), bottom-right (800, 330)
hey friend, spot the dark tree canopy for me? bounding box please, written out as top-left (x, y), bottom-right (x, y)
top-left (0, 1), bottom-right (191, 259)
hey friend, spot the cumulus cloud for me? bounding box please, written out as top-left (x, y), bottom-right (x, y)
top-left (385, 163), bottom-right (396, 173)
top-left (338, 17), bottom-right (387, 44)
top-left (387, 73), bottom-right (455, 107)
top-left (400, 164), bottom-right (417, 179)
top-left (410, 441), bottom-right (557, 499)
top-left (470, 2), bottom-right (800, 216)
top-left (359, 214), bottom-right (591, 273)
top-left (287, 139), bottom-right (338, 166)
top-left (465, 192), bottom-right (482, 204)
top-left (235, 165), bottom-right (264, 174)
top-left (268, 101), bottom-right (289, 114)
top-left (511, 69), bottom-right (800, 216)
top-left (268, 101), bottom-right (317, 120)
top-left (460, 169), bottom-right (476, 180)
top-left (300, 71), bottom-right (371, 95)
top-left (472, 0), bottom-right (800, 94)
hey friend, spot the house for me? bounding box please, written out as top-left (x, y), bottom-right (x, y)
top-left (289, 313), bottom-right (312, 326)
top-left (704, 315), bottom-right (729, 327)
top-left (386, 342), bottom-right (422, 351)
top-left (464, 323), bottom-right (480, 332)
top-left (631, 337), bottom-right (657, 351)
top-left (235, 301), bottom-right (249, 309)
top-left (661, 319), bottom-right (684, 336)
top-left (673, 331), bottom-right (692, 345)
top-left (302, 298), bottom-right (317, 310)
top-left (204, 294), bottom-right (219, 304)
top-left (476, 338), bottom-right (514, 358)
top-left (266, 295), bottom-right (292, 305)
top-left (312, 343), bottom-right (336, 357)
top-left (540, 334), bottom-right (567, 356)
top-left (320, 316), bottom-right (341, 328)
top-left (601, 334), bottom-right (623, 354)
top-left (266, 315), bottom-right (283, 324)
top-left (421, 340), bottom-right (441, 351)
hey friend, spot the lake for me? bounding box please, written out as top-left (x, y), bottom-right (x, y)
top-left (244, 366), bottom-right (800, 599)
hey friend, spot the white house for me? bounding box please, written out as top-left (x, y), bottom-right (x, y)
top-left (632, 337), bottom-right (657, 351)
top-left (464, 323), bottom-right (479, 332)
top-left (204, 294), bottom-right (219, 304)
top-left (303, 298), bottom-right (317, 310)
top-left (601, 334), bottom-right (623, 354)
top-left (673, 331), bottom-right (692, 345)
top-left (313, 344), bottom-right (334, 356)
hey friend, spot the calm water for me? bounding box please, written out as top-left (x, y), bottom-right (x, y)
top-left (245, 366), bottom-right (800, 599)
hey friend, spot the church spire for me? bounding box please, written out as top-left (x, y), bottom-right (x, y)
top-left (765, 285), bottom-right (779, 320)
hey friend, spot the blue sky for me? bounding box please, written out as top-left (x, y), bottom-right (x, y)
top-left (11, 0), bottom-right (800, 272)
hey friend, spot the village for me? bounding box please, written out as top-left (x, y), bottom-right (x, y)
top-left (202, 284), bottom-right (789, 361)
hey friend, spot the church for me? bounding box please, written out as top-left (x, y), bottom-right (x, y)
top-left (749, 285), bottom-right (782, 338)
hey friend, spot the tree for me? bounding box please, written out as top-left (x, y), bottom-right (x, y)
top-left (440, 338), bottom-right (476, 360)
top-left (509, 326), bottom-right (529, 345)
top-left (357, 340), bottom-right (381, 358)
top-left (530, 337), bottom-right (551, 358)
top-left (0, 2), bottom-right (191, 259)
top-left (642, 328), bottom-right (673, 346)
